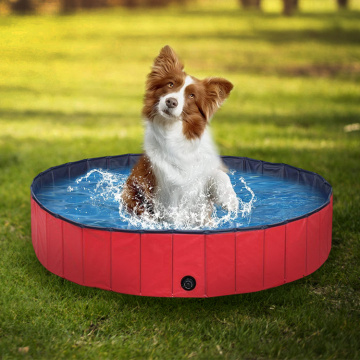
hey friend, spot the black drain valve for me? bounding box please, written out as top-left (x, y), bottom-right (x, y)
top-left (181, 276), bottom-right (196, 291)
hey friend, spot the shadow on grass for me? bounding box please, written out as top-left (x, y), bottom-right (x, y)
top-left (88, 27), bottom-right (360, 46)
top-left (178, 8), bottom-right (360, 22)
top-left (2, 7), bottom-right (360, 47)
top-left (26, 250), bottom-right (314, 321)
top-left (1, 104), bottom-right (359, 130)
top-left (219, 112), bottom-right (360, 129)
top-left (0, 108), bottom-right (124, 122)
top-left (114, 9), bottom-right (360, 47)
top-left (175, 28), bottom-right (360, 46)
top-left (4, 10), bottom-right (359, 45)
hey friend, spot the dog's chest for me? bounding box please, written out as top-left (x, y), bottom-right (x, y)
top-left (144, 121), bottom-right (221, 202)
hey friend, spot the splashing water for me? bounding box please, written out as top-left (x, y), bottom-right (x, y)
top-left (74, 169), bottom-right (256, 231)
top-left (34, 165), bottom-right (328, 231)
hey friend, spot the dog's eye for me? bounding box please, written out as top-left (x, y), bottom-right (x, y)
top-left (189, 94), bottom-right (195, 99)
top-left (168, 82), bottom-right (174, 88)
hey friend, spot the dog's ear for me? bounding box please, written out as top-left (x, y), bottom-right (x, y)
top-left (152, 45), bottom-right (184, 74)
top-left (202, 77), bottom-right (233, 120)
top-left (205, 77), bottom-right (233, 104)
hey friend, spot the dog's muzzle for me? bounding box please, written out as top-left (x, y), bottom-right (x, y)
top-left (165, 97), bottom-right (178, 109)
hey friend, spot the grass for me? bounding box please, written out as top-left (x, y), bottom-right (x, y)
top-left (0, 0), bottom-right (360, 358)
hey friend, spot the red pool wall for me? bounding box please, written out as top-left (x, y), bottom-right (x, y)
top-left (31, 196), bottom-right (333, 298)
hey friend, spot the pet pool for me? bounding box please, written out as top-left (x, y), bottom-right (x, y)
top-left (31, 154), bottom-right (333, 297)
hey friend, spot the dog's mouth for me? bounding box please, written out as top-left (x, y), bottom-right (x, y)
top-left (160, 108), bottom-right (177, 119)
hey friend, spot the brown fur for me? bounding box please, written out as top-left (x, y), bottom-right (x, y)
top-left (142, 46), bottom-right (233, 139)
top-left (182, 78), bottom-right (233, 139)
top-left (142, 46), bottom-right (185, 120)
top-left (121, 155), bottom-right (156, 215)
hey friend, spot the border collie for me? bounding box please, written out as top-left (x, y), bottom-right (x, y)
top-left (121, 45), bottom-right (238, 227)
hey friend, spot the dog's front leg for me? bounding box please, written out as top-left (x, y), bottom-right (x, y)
top-left (208, 170), bottom-right (239, 213)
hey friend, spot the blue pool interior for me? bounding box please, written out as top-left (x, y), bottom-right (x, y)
top-left (33, 161), bottom-right (330, 231)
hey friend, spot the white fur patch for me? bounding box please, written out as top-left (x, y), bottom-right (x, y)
top-left (143, 118), bottom-right (238, 227)
top-left (157, 75), bottom-right (194, 119)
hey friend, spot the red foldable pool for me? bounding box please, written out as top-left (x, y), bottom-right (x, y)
top-left (31, 154), bottom-right (333, 297)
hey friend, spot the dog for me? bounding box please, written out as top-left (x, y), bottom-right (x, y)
top-left (121, 45), bottom-right (238, 227)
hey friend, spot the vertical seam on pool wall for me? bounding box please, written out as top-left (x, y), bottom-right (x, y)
top-left (61, 220), bottom-right (65, 278)
top-left (110, 231), bottom-right (113, 291)
top-left (44, 211), bottom-right (48, 269)
top-left (319, 210), bottom-right (322, 267)
top-left (171, 233), bottom-right (174, 297)
top-left (305, 217), bottom-right (308, 276)
top-left (35, 203), bottom-right (40, 259)
top-left (81, 228), bottom-right (85, 286)
top-left (262, 230), bottom-right (265, 290)
top-left (326, 205), bottom-right (329, 256)
top-left (204, 234), bottom-right (207, 297)
top-left (329, 197), bottom-right (333, 256)
top-left (139, 233), bottom-right (142, 296)
top-left (284, 225), bottom-right (287, 284)
top-left (329, 199), bottom-right (333, 255)
top-left (234, 231), bottom-right (237, 294)
top-left (325, 199), bottom-right (332, 261)
top-left (32, 199), bottom-right (37, 256)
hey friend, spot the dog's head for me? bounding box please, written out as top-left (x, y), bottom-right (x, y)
top-left (142, 45), bottom-right (233, 140)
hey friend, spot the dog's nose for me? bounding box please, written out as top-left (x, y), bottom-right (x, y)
top-left (166, 97), bottom-right (178, 109)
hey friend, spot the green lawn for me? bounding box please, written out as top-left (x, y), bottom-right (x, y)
top-left (1, 0), bottom-right (360, 358)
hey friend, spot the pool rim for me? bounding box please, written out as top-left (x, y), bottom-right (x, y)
top-left (30, 153), bottom-right (333, 235)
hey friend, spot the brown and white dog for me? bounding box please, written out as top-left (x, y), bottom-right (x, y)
top-left (121, 46), bottom-right (238, 227)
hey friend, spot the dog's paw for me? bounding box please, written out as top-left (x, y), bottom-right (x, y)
top-left (209, 170), bottom-right (239, 213)
top-left (215, 181), bottom-right (239, 212)
top-left (221, 190), bottom-right (239, 213)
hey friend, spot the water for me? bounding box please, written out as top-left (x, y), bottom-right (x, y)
top-left (34, 166), bottom-right (328, 231)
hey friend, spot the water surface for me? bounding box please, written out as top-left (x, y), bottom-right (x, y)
top-left (34, 166), bottom-right (328, 231)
